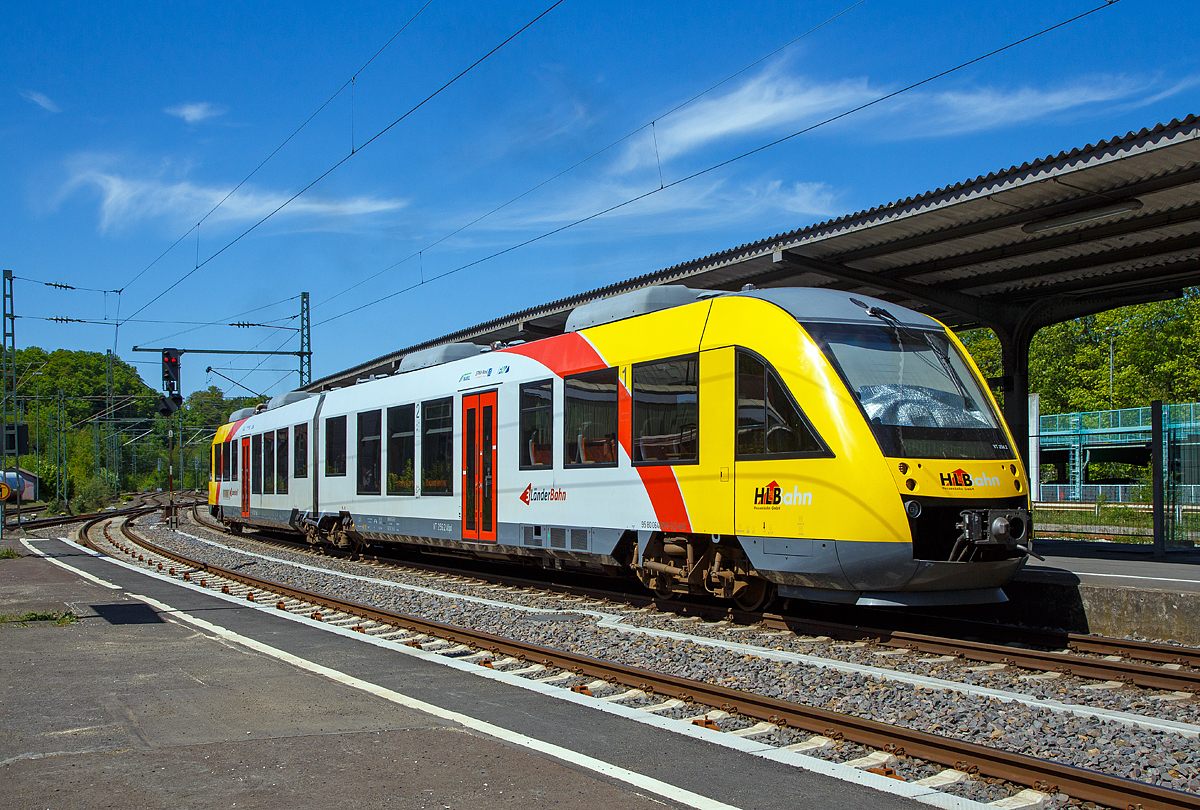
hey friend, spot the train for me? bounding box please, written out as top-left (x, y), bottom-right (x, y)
top-left (209, 286), bottom-right (1034, 610)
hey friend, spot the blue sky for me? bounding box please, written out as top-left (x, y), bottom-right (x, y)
top-left (3, 0), bottom-right (1197, 398)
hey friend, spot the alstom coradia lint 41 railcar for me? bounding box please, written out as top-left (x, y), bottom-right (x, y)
top-left (209, 286), bottom-right (1034, 609)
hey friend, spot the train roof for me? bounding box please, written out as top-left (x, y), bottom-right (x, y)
top-left (734, 288), bottom-right (941, 329)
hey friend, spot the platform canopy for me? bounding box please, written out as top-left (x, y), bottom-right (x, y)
top-left (310, 115), bottom-right (1200, 458)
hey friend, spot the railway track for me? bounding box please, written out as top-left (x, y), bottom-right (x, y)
top-left (188, 504), bottom-right (1200, 696)
top-left (87, 510), bottom-right (1200, 810)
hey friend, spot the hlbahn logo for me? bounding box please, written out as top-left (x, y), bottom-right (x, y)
top-left (753, 480), bottom-right (812, 507)
top-left (520, 484), bottom-right (566, 504)
top-left (939, 469), bottom-right (999, 489)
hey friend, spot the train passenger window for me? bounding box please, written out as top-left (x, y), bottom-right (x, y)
top-left (519, 380), bottom-right (553, 469)
top-left (231, 437), bottom-right (238, 481)
top-left (564, 368), bottom-right (618, 467)
top-left (736, 351), bottom-right (826, 458)
top-left (294, 424), bottom-right (308, 479)
top-left (263, 432), bottom-right (275, 494)
top-left (276, 427), bottom-right (289, 494)
top-left (357, 411), bottom-right (382, 495)
top-left (422, 398), bottom-right (453, 495)
top-left (387, 404), bottom-right (415, 495)
top-left (251, 434), bottom-right (262, 493)
top-left (632, 355), bottom-right (699, 465)
top-left (325, 415), bottom-right (347, 476)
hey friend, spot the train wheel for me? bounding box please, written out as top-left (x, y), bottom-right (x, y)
top-left (733, 579), bottom-right (774, 612)
top-left (228, 522), bottom-right (243, 535)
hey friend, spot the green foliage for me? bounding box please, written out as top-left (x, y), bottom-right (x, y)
top-left (0, 547), bottom-right (19, 559)
top-left (17, 348), bottom-right (266, 505)
top-left (957, 290), bottom-right (1200, 414)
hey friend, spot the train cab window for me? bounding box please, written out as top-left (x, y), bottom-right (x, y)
top-left (387, 404), bottom-right (415, 495)
top-left (519, 380), bottom-right (553, 469)
top-left (221, 441), bottom-right (229, 482)
top-left (736, 351), bottom-right (825, 458)
top-left (422, 398), bottom-right (453, 495)
top-left (357, 411), bottom-right (382, 495)
top-left (325, 415), bottom-right (347, 476)
top-left (564, 368), bottom-right (618, 467)
top-left (231, 437), bottom-right (238, 480)
top-left (251, 434), bottom-right (262, 493)
top-left (632, 355), bottom-right (699, 465)
top-left (263, 432), bottom-right (275, 494)
top-left (294, 424), bottom-right (308, 479)
top-left (276, 427), bottom-right (289, 494)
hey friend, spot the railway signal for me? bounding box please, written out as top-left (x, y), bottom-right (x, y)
top-left (157, 392), bottom-right (183, 417)
top-left (161, 348), bottom-right (181, 392)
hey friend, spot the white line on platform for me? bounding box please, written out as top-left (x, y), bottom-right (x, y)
top-left (168, 530), bottom-right (1200, 737)
top-left (128, 590), bottom-right (741, 810)
top-left (37, 534), bottom-right (987, 810)
top-left (20, 538), bottom-right (120, 589)
top-left (1027, 568), bottom-right (1200, 585)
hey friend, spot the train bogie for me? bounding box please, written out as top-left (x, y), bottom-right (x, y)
top-left (210, 286), bottom-right (1032, 608)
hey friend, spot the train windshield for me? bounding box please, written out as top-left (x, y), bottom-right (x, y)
top-left (804, 322), bottom-right (1014, 460)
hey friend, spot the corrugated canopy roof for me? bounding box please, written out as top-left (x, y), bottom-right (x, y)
top-left (311, 114), bottom-right (1200, 391)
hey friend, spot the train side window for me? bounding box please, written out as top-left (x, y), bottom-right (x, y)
top-left (632, 354), bottom-right (699, 465)
top-left (251, 434), bottom-right (262, 493)
top-left (325, 415), bottom-right (347, 476)
top-left (357, 410), bottom-right (382, 495)
top-left (219, 442), bottom-right (227, 482)
top-left (564, 368), bottom-right (618, 467)
top-left (736, 351), bottom-right (826, 458)
top-left (387, 404), bottom-right (415, 495)
top-left (277, 427), bottom-right (289, 494)
top-left (422, 398), bottom-right (453, 495)
top-left (263, 431), bottom-right (275, 494)
top-left (519, 380), bottom-right (553, 469)
top-left (294, 424), bottom-right (308, 479)
top-left (231, 437), bottom-right (238, 480)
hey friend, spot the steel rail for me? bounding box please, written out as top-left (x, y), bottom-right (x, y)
top-left (188, 504), bottom-right (1200, 692)
top-left (114, 514), bottom-right (1200, 810)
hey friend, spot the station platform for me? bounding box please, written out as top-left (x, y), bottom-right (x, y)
top-left (994, 540), bottom-right (1200, 644)
top-left (0, 531), bottom-right (933, 810)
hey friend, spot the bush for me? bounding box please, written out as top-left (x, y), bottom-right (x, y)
top-left (73, 479), bottom-right (112, 514)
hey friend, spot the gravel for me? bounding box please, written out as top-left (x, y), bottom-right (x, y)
top-left (91, 516), bottom-right (1200, 795)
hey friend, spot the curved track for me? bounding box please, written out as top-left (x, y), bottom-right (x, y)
top-left (91, 509), bottom-right (1200, 810)
top-left (190, 504), bottom-right (1200, 694)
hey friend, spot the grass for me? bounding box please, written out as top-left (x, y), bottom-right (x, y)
top-left (0, 610), bottom-right (79, 626)
top-left (0, 547), bottom-right (19, 559)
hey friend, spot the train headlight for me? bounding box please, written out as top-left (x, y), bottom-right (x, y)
top-left (904, 499), bottom-right (922, 519)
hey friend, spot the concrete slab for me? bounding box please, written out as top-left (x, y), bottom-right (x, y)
top-left (1, 534), bottom-right (930, 810)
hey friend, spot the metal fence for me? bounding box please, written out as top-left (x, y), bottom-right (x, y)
top-left (1035, 401), bottom-right (1200, 549)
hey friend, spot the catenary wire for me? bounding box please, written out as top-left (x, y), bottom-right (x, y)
top-left (120, 0), bottom-right (564, 325)
top-left (316, 0), bottom-right (1122, 327)
top-left (117, 0), bottom-right (435, 297)
top-left (315, 0), bottom-right (867, 310)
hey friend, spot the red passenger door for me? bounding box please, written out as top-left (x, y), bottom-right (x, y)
top-left (240, 436), bottom-right (251, 518)
top-left (462, 391), bottom-right (497, 542)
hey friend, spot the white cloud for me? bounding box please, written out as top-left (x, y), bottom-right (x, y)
top-left (616, 68), bottom-right (880, 173)
top-left (20, 90), bottom-right (60, 113)
top-left (61, 157), bottom-right (406, 233)
top-left (891, 75), bottom-right (1181, 136)
top-left (164, 102), bottom-right (227, 124)
top-left (466, 174), bottom-right (839, 241)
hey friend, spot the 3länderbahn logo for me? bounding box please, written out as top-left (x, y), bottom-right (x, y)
top-left (520, 484), bottom-right (567, 504)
